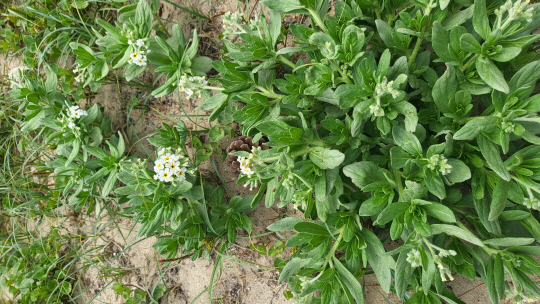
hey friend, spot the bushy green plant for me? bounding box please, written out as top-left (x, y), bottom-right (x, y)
top-left (198, 0), bottom-right (540, 302)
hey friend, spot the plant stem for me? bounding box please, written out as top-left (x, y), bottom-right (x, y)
top-left (330, 60), bottom-right (352, 84)
top-left (393, 169), bottom-right (404, 202)
top-left (408, 37), bottom-right (423, 70)
top-left (278, 55), bottom-right (296, 69)
top-left (308, 9), bottom-right (328, 34)
top-left (322, 227), bottom-right (345, 269)
top-left (460, 54), bottom-right (479, 72)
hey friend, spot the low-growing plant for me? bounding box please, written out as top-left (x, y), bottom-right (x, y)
top-left (198, 0), bottom-right (540, 302)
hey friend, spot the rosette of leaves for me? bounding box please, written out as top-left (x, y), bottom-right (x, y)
top-left (201, 0), bottom-right (540, 302)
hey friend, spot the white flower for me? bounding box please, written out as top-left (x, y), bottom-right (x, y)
top-left (134, 57), bottom-right (147, 66)
top-left (128, 40), bottom-right (133, 45)
top-left (241, 167), bottom-right (254, 177)
top-left (8, 66), bottom-right (29, 80)
top-left (176, 167), bottom-right (187, 181)
top-left (135, 39), bottom-right (145, 47)
top-left (130, 52), bottom-right (141, 61)
top-left (154, 160), bottom-right (164, 172)
top-left (68, 121), bottom-right (76, 129)
top-left (147, 49), bottom-right (152, 53)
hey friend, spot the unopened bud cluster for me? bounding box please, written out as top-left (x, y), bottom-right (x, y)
top-left (370, 77), bottom-right (401, 117)
top-left (427, 154), bottom-right (452, 175)
top-left (496, 0), bottom-right (534, 27)
top-left (222, 11), bottom-right (244, 35)
top-left (177, 74), bottom-right (207, 99)
top-left (406, 249), bottom-right (422, 268)
top-left (501, 121), bottom-right (515, 133)
top-left (523, 197), bottom-right (540, 210)
top-left (72, 64), bottom-right (87, 83)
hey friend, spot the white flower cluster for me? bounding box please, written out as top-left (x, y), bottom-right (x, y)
top-left (524, 197), bottom-right (540, 210)
top-left (66, 105), bottom-right (88, 129)
top-left (72, 64), bottom-right (87, 83)
top-left (153, 148), bottom-right (191, 182)
top-left (128, 38), bottom-right (150, 67)
top-left (178, 74), bottom-right (207, 99)
top-left (369, 77), bottom-right (401, 117)
top-left (496, 0), bottom-right (534, 24)
top-left (7, 66), bottom-right (29, 88)
top-left (222, 11), bottom-right (244, 35)
top-left (406, 249), bottom-right (422, 268)
top-left (427, 154), bottom-right (452, 175)
top-left (436, 260), bottom-right (454, 282)
top-left (238, 154), bottom-right (255, 178)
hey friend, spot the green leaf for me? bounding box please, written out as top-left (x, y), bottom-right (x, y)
top-left (309, 147), bottom-right (345, 170)
top-left (430, 224), bottom-right (484, 246)
top-left (425, 170), bottom-right (446, 200)
top-left (278, 258), bottom-right (309, 284)
top-left (65, 140), bottom-right (81, 166)
top-left (333, 257), bottom-right (364, 304)
top-left (71, 0), bottom-right (89, 9)
top-left (362, 229), bottom-right (394, 293)
top-left (432, 21), bottom-right (452, 61)
top-left (488, 177), bottom-right (510, 221)
top-left (460, 33), bottom-right (482, 53)
top-left (262, 0), bottom-right (307, 13)
top-left (343, 161), bottom-right (388, 189)
top-left (256, 120), bottom-right (303, 145)
top-left (375, 202), bottom-right (409, 225)
top-left (101, 169), bottom-right (118, 198)
top-left (83, 145), bottom-right (109, 160)
top-left (294, 222), bottom-right (329, 236)
top-left (191, 56), bottom-right (213, 73)
top-left (392, 125), bottom-right (422, 157)
top-left (493, 254), bottom-right (504, 301)
top-left (472, 0), bottom-right (491, 40)
top-left (197, 93), bottom-right (228, 111)
top-left (484, 237), bottom-right (535, 247)
top-left (446, 159), bottom-right (471, 183)
top-left (453, 117), bottom-right (498, 140)
top-left (432, 64), bottom-right (457, 113)
top-left (476, 55), bottom-right (509, 93)
top-left (490, 47), bottom-right (521, 62)
top-left (477, 135), bottom-right (511, 181)
top-left (424, 203), bottom-right (457, 223)
top-left (267, 217), bottom-right (303, 231)
top-left (44, 65), bottom-right (58, 92)
top-left (390, 146), bottom-right (412, 169)
top-left (506, 246), bottom-right (540, 256)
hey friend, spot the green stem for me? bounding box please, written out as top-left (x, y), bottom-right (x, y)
top-left (277, 55), bottom-right (296, 69)
top-left (393, 169), bottom-right (404, 202)
top-left (460, 54), bottom-right (479, 72)
top-left (308, 9), bottom-right (328, 34)
top-left (408, 37), bottom-right (423, 70)
top-left (323, 227), bottom-right (345, 269)
top-left (330, 60), bottom-right (352, 84)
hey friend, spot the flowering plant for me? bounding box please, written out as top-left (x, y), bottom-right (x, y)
top-left (202, 0), bottom-right (540, 302)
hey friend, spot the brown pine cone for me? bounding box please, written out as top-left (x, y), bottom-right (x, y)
top-left (226, 135), bottom-right (269, 172)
